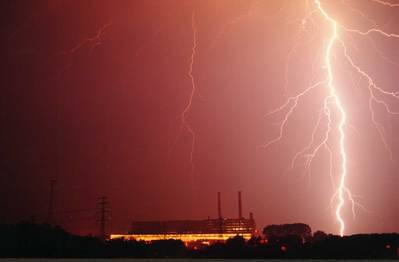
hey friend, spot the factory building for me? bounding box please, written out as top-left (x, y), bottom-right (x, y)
top-left (110, 191), bottom-right (257, 246)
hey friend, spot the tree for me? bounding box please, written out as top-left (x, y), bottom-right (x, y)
top-left (312, 230), bottom-right (328, 243)
top-left (263, 223), bottom-right (312, 243)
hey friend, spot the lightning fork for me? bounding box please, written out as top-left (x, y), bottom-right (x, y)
top-left (56, 22), bottom-right (112, 78)
top-left (168, 12), bottom-right (198, 184)
top-left (316, 0), bottom-right (399, 234)
top-left (370, 0), bottom-right (399, 7)
top-left (263, 0), bottom-right (399, 236)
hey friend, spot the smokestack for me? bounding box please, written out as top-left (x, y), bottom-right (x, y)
top-left (217, 192), bottom-right (222, 219)
top-left (238, 191), bottom-right (243, 219)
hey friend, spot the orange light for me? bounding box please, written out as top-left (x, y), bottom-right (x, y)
top-left (110, 233), bottom-right (253, 243)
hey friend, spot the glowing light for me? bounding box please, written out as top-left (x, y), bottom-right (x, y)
top-left (315, 0), bottom-right (399, 235)
top-left (110, 233), bottom-right (253, 242)
top-left (264, 0), bottom-right (399, 236)
top-left (314, 0), bottom-right (348, 238)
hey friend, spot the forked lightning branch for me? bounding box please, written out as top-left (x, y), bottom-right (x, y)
top-left (263, 0), bottom-right (399, 236)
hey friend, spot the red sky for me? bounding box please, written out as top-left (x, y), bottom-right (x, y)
top-left (1, 0), bottom-right (398, 236)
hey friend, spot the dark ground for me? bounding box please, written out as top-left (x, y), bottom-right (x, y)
top-left (0, 222), bottom-right (397, 259)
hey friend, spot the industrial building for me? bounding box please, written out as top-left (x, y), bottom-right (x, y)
top-left (110, 191), bottom-right (257, 246)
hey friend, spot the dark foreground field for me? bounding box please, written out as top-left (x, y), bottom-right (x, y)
top-left (0, 223), bottom-right (397, 259)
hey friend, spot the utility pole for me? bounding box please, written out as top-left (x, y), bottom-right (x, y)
top-left (97, 196), bottom-right (110, 240)
top-left (46, 179), bottom-right (56, 225)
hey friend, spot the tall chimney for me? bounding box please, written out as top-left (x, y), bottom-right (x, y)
top-left (217, 192), bottom-right (222, 219)
top-left (238, 191), bottom-right (243, 219)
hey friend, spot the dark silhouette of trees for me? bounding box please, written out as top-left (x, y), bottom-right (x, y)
top-left (0, 222), bottom-right (397, 259)
top-left (312, 230), bottom-right (328, 243)
top-left (263, 223), bottom-right (312, 242)
top-left (0, 222), bottom-right (104, 257)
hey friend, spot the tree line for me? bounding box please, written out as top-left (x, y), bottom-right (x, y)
top-left (0, 222), bottom-right (397, 259)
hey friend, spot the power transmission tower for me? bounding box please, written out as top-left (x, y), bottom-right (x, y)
top-left (46, 179), bottom-right (56, 225)
top-left (97, 196), bottom-right (110, 240)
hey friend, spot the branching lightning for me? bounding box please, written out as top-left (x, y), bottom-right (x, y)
top-left (315, 0), bottom-right (348, 236)
top-left (169, 12), bottom-right (198, 183)
top-left (56, 23), bottom-right (112, 78)
top-left (263, 0), bottom-right (399, 236)
top-left (182, 12), bottom-right (198, 181)
top-left (370, 0), bottom-right (399, 7)
top-left (13, 0), bottom-right (397, 237)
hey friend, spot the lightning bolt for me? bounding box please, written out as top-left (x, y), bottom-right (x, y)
top-left (183, 12), bottom-right (198, 182)
top-left (263, 0), bottom-right (399, 236)
top-left (314, 0), bottom-right (348, 237)
top-left (169, 12), bottom-right (198, 184)
top-left (56, 22), bottom-right (112, 78)
top-left (370, 0), bottom-right (399, 7)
